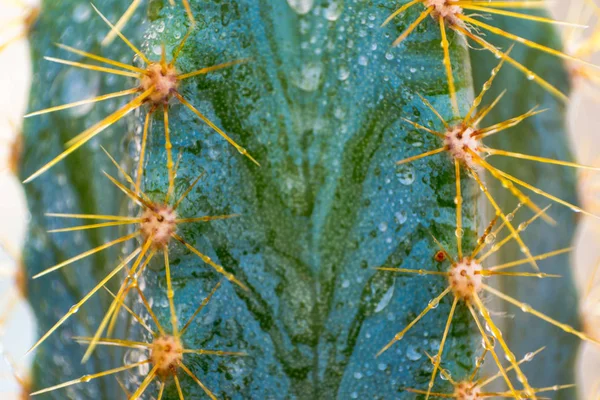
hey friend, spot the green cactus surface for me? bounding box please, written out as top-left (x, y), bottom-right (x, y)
top-left (18, 1), bottom-right (578, 399)
top-left (470, 11), bottom-right (579, 399)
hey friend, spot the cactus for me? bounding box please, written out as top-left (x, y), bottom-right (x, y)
top-left (2, 0), bottom-right (597, 399)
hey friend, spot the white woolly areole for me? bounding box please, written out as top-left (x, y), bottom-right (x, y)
top-left (449, 258), bottom-right (483, 301)
top-left (140, 63), bottom-right (179, 104)
top-left (151, 335), bottom-right (184, 377)
top-left (424, 0), bottom-right (463, 25)
top-left (453, 381), bottom-right (481, 400)
top-left (444, 125), bottom-right (480, 166)
top-left (140, 204), bottom-right (177, 249)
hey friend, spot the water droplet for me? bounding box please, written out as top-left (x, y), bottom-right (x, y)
top-left (353, 371), bottom-right (363, 379)
top-left (396, 165), bottom-right (416, 185)
top-left (485, 322), bottom-right (492, 334)
top-left (323, 1), bottom-right (343, 21)
top-left (60, 69), bottom-right (100, 117)
top-left (334, 107), bottom-right (346, 120)
top-left (406, 345), bottom-right (422, 361)
top-left (358, 55), bottom-right (368, 66)
top-left (73, 4), bottom-right (92, 23)
top-left (519, 246), bottom-right (527, 254)
top-left (484, 233), bottom-right (496, 244)
top-left (480, 337), bottom-right (488, 349)
top-left (152, 44), bottom-right (162, 56)
top-left (338, 63), bottom-right (350, 81)
top-left (394, 211), bottom-right (408, 225)
top-left (292, 62), bottom-right (323, 91)
top-left (378, 222), bottom-right (388, 232)
top-left (378, 362), bottom-right (387, 371)
top-left (375, 285), bottom-right (394, 313)
top-left (385, 52), bottom-right (394, 60)
top-left (287, 0), bottom-right (314, 15)
top-left (455, 228), bottom-right (464, 239)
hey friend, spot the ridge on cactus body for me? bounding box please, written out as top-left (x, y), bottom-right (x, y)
top-left (382, 0), bottom-right (593, 113)
top-left (406, 347), bottom-right (574, 399)
top-left (102, 0), bottom-right (196, 46)
top-left (31, 282), bottom-right (246, 400)
top-left (376, 189), bottom-right (597, 399)
top-left (397, 54), bottom-right (600, 277)
top-left (26, 149), bottom-right (245, 365)
top-left (22, 4), bottom-right (256, 184)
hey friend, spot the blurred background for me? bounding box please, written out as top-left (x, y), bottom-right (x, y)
top-left (0, 0), bottom-right (599, 398)
top-left (0, 0), bottom-right (38, 397)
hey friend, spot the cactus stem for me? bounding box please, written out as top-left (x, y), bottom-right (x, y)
top-left (426, 296), bottom-right (458, 399)
top-left (406, 346), bottom-right (574, 398)
top-left (32, 282), bottom-right (244, 400)
top-left (382, 0), bottom-right (588, 104)
top-left (467, 301), bottom-right (527, 398)
top-left (28, 151), bottom-right (245, 359)
top-left (378, 191), bottom-right (597, 396)
top-left (23, 5), bottom-right (255, 183)
top-left (103, 0), bottom-right (196, 47)
top-left (396, 56), bottom-right (600, 271)
top-left (101, 0), bottom-right (143, 46)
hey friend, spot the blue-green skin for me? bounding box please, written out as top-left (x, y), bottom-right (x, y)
top-left (20, 1), bottom-right (150, 398)
top-left (137, 1), bottom-right (478, 398)
top-left (19, 0), bottom-right (575, 399)
top-left (470, 12), bottom-right (579, 400)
